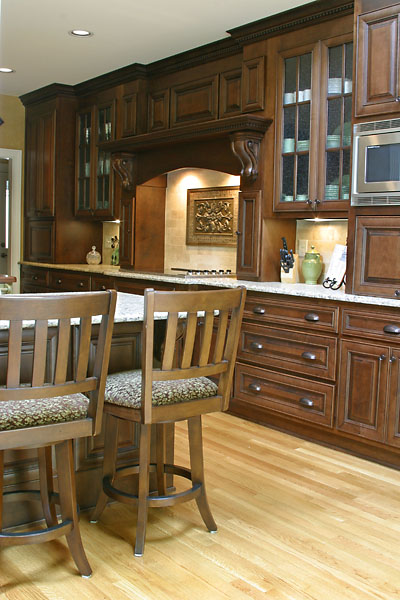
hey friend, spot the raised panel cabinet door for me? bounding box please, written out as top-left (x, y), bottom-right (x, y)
top-left (355, 7), bottom-right (400, 117)
top-left (25, 109), bottom-right (55, 217)
top-left (352, 215), bottom-right (400, 298)
top-left (24, 219), bottom-right (54, 263)
top-left (337, 339), bottom-right (389, 441)
top-left (387, 348), bottom-right (400, 447)
top-left (170, 75), bottom-right (218, 127)
top-left (236, 191), bottom-right (261, 278)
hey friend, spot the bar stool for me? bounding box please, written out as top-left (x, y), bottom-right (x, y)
top-left (91, 286), bottom-right (246, 556)
top-left (0, 290), bottom-right (116, 577)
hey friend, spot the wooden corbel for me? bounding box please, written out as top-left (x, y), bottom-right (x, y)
top-left (112, 153), bottom-right (137, 191)
top-left (230, 132), bottom-right (263, 182)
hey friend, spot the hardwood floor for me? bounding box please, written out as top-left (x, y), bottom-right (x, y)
top-left (1, 412), bottom-right (400, 599)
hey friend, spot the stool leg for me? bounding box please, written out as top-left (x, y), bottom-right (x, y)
top-left (91, 414), bottom-right (119, 523)
top-left (156, 423), bottom-right (166, 496)
top-left (55, 440), bottom-right (92, 578)
top-left (134, 423), bottom-right (151, 557)
top-left (0, 450), bottom-right (4, 531)
top-left (38, 446), bottom-right (58, 527)
top-left (188, 415), bottom-right (217, 533)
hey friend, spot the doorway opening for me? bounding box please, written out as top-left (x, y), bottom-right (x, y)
top-left (0, 149), bottom-right (22, 292)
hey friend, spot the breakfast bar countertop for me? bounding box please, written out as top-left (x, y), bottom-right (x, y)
top-left (20, 261), bottom-right (400, 309)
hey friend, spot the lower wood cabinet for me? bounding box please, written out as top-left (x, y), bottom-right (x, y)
top-left (337, 339), bottom-right (400, 447)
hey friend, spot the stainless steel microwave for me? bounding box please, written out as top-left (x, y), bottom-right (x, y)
top-left (351, 118), bottom-right (400, 206)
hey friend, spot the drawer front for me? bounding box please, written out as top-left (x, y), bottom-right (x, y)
top-left (49, 270), bottom-right (90, 292)
top-left (91, 275), bottom-right (115, 291)
top-left (20, 266), bottom-right (49, 287)
top-left (238, 323), bottom-right (337, 381)
top-left (244, 296), bottom-right (338, 333)
top-left (342, 308), bottom-right (400, 343)
top-left (234, 363), bottom-right (334, 427)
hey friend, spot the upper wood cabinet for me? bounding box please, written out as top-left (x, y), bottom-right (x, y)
top-left (75, 94), bottom-right (119, 219)
top-left (274, 33), bottom-right (353, 213)
top-left (355, 4), bottom-right (400, 117)
top-left (25, 104), bottom-right (56, 218)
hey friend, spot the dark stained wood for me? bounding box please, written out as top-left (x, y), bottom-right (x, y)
top-left (241, 57), bottom-right (265, 112)
top-left (236, 190), bottom-right (261, 279)
top-left (133, 177), bottom-right (166, 273)
top-left (219, 68), bottom-right (242, 117)
top-left (337, 338), bottom-right (388, 441)
top-left (355, 4), bottom-right (400, 117)
top-left (351, 215), bottom-right (400, 298)
top-left (147, 89), bottom-right (170, 132)
top-left (170, 75), bottom-right (219, 127)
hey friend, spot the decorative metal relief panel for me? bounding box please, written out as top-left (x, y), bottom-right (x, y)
top-left (186, 186), bottom-right (239, 246)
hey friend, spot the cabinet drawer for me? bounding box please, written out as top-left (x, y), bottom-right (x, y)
top-left (238, 323), bottom-right (337, 381)
top-left (244, 296), bottom-right (338, 333)
top-left (234, 363), bottom-right (334, 427)
top-left (91, 274), bottom-right (115, 291)
top-left (49, 270), bottom-right (90, 292)
top-left (342, 308), bottom-right (400, 343)
top-left (21, 266), bottom-right (49, 287)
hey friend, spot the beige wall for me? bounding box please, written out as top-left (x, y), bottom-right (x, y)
top-left (0, 95), bottom-right (25, 150)
top-left (165, 168), bottom-right (240, 273)
top-left (295, 219), bottom-right (348, 283)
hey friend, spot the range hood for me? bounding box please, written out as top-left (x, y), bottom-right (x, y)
top-left (98, 114), bottom-right (272, 190)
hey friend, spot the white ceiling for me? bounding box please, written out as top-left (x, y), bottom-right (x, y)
top-left (0, 0), bottom-right (314, 97)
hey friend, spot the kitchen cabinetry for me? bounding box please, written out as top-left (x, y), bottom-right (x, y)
top-left (234, 293), bottom-right (338, 428)
top-left (351, 215), bottom-right (400, 299)
top-left (355, 3), bottom-right (400, 118)
top-left (338, 305), bottom-right (400, 446)
top-left (75, 91), bottom-right (119, 219)
top-left (236, 191), bottom-right (261, 279)
top-left (21, 87), bottom-right (102, 264)
top-left (274, 34), bottom-right (353, 212)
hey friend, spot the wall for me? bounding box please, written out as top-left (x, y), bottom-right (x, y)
top-left (0, 95), bottom-right (25, 150)
top-left (295, 219), bottom-right (348, 283)
top-left (165, 168), bottom-right (240, 273)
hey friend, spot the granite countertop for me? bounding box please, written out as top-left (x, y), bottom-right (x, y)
top-left (20, 261), bottom-right (400, 309)
top-left (0, 292), bottom-right (149, 329)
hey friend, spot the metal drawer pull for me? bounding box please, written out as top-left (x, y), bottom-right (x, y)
top-left (379, 354), bottom-right (386, 361)
top-left (248, 383), bottom-right (261, 393)
top-left (304, 313), bottom-right (320, 322)
top-left (390, 355), bottom-right (397, 363)
top-left (101, 285), bottom-right (106, 290)
top-left (383, 324), bottom-right (400, 335)
top-left (253, 306), bottom-right (265, 315)
top-left (78, 282), bottom-right (84, 287)
top-left (250, 342), bottom-right (263, 351)
top-left (56, 279), bottom-right (62, 284)
top-left (301, 351), bottom-right (316, 361)
top-left (299, 397), bottom-right (314, 408)
top-left (395, 290), bottom-right (400, 297)
top-left (32, 275), bottom-right (38, 281)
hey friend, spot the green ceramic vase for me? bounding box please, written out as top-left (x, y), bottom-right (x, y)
top-left (302, 245), bottom-right (322, 285)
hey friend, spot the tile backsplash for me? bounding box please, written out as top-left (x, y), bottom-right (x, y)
top-left (295, 219), bottom-right (348, 283)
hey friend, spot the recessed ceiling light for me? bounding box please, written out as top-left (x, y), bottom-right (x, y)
top-left (69, 29), bottom-right (93, 37)
top-left (0, 67), bottom-right (14, 73)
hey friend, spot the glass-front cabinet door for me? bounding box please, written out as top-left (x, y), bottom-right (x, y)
top-left (274, 35), bottom-right (353, 213)
top-left (75, 100), bottom-right (117, 219)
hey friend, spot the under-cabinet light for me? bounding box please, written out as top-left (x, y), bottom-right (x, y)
top-left (0, 67), bottom-right (14, 73)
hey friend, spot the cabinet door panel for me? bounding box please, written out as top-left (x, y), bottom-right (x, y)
top-left (337, 340), bottom-right (388, 441)
top-left (387, 348), bottom-right (400, 447)
top-left (352, 215), bottom-right (400, 298)
top-left (355, 7), bottom-right (400, 116)
top-left (236, 191), bottom-right (260, 278)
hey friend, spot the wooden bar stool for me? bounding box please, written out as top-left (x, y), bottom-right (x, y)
top-left (0, 290), bottom-right (116, 577)
top-left (91, 286), bottom-right (246, 556)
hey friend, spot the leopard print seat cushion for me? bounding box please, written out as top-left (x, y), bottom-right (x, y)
top-left (0, 394), bottom-right (89, 431)
top-left (105, 369), bottom-right (218, 409)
